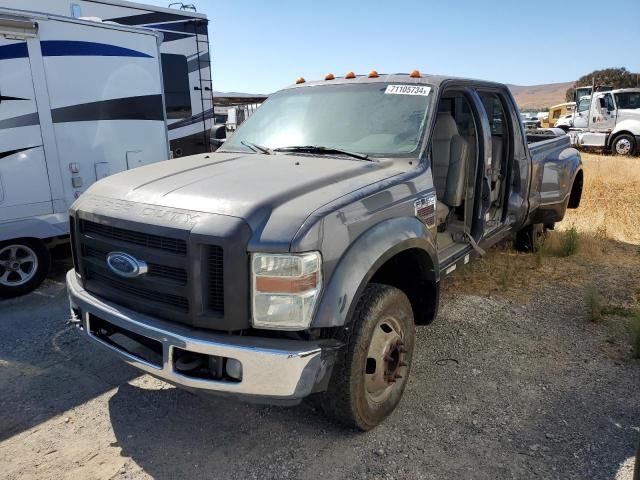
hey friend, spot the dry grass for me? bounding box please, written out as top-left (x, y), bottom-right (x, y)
top-left (444, 152), bottom-right (640, 356)
top-left (559, 152), bottom-right (640, 245)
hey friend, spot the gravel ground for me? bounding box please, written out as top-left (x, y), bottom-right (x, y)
top-left (0, 252), bottom-right (638, 480)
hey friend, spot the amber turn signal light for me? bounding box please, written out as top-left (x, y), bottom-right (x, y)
top-left (368, 70), bottom-right (379, 78)
top-left (409, 69), bottom-right (421, 78)
top-left (345, 71), bottom-right (356, 79)
top-left (295, 77), bottom-right (305, 84)
top-left (325, 73), bottom-right (335, 80)
top-left (255, 272), bottom-right (319, 294)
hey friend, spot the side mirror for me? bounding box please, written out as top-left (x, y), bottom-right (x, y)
top-left (598, 98), bottom-right (606, 109)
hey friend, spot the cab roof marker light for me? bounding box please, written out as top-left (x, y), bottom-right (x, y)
top-left (345, 71), bottom-right (356, 79)
top-left (295, 77), bottom-right (306, 84)
top-left (325, 73), bottom-right (335, 80)
top-left (368, 70), bottom-right (379, 78)
top-left (409, 69), bottom-right (421, 78)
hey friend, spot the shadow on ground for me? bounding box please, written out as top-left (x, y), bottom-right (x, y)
top-left (107, 273), bottom-right (640, 480)
top-left (0, 248), bottom-right (140, 442)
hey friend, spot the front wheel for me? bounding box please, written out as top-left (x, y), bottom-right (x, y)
top-left (321, 283), bottom-right (415, 431)
top-left (611, 134), bottom-right (636, 156)
top-left (0, 239), bottom-right (50, 298)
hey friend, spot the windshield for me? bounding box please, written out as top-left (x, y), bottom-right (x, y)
top-left (221, 83), bottom-right (433, 157)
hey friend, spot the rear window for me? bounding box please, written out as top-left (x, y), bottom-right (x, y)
top-left (161, 54), bottom-right (192, 119)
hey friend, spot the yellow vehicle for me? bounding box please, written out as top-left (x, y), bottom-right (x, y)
top-left (541, 102), bottom-right (576, 128)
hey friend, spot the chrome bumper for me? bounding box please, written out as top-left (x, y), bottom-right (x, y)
top-left (66, 270), bottom-right (335, 401)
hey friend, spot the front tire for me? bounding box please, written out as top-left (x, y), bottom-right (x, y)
top-left (611, 133), bottom-right (636, 156)
top-left (321, 283), bottom-right (415, 431)
top-left (0, 239), bottom-right (50, 299)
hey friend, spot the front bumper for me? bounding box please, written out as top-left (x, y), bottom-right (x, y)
top-left (67, 270), bottom-right (337, 402)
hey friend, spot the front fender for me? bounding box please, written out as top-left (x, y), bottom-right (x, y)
top-left (312, 217), bottom-right (438, 328)
top-left (609, 123), bottom-right (640, 146)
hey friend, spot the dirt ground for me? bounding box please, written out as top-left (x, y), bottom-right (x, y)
top-left (1, 154), bottom-right (639, 480)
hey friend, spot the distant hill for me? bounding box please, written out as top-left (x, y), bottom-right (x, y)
top-left (213, 91), bottom-right (267, 98)
top-left (212, 85), bottom-right (577, 112)
top-left (507, 82), bottom-right (574, 110)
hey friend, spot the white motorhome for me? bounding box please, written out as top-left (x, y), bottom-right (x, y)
top-left (0, 0), bottom-right (214, 158)
top-left (0, 8), bottom-right (169, 297)
top-left (569, 88), bottom-right (640, 155)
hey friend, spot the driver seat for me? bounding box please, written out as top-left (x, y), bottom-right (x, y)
top-left (431, 112), bottom-right (470, 225)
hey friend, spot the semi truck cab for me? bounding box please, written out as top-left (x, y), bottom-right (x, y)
top-left (569, 88), bottom-right (640, 155)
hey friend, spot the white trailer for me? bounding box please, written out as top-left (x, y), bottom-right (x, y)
top-left (0, 8), bottom-right (168, 297)
top-left (3, 0), bottom-right (214, 158)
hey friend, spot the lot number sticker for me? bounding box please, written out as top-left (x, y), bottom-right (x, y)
top-left (385, 85), bottom-right (431, 96)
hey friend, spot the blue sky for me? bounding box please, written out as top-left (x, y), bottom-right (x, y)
top-left (147, 0), bottom-right (640, 93)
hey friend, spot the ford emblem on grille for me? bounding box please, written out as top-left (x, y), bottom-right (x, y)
top-left (106, 252), bottom-right (148, 278)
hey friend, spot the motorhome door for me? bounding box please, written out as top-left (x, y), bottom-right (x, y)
top-left (0, 31), bottom-right (53, 222)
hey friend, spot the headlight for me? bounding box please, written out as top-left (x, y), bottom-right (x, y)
top-left (251, 252), bottom-right (322, 330)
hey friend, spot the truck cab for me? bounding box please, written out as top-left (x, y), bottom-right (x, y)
top-left (569, 88), bottom-right (640, 155)
top-left (541, 102), bottom-right (575, 129)
top-left (67, 72), bottom-right (582, 430)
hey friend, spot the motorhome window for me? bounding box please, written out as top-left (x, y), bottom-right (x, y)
top-left (161, 54), bottom-right (192, 119)
top-left (614, 92), bottom-right (640, 110)
top-left (552, 109), bottom-right (561, 119)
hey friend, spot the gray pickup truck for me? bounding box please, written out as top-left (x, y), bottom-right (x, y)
top-left (67, 72), bottom-right (583, 430)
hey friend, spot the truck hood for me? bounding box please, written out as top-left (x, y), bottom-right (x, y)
top-left (84, 151), bottom-right (402, 246)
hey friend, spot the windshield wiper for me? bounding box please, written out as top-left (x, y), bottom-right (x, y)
top-left (273, 145), bottom-right (370, 161)
top-left (241, 140), bottom-right (271, 155)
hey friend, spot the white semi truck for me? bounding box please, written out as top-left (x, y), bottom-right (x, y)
top-left (563, 87), bottom-right (640, 155)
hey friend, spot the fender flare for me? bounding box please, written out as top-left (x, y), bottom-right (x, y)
top-left (312, 217), bottom-right (439, 328)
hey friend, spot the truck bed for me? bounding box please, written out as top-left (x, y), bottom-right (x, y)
top-left (525, 129), bottom-right (580, 225)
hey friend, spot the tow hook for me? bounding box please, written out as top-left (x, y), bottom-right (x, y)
top-left (67, 308), bottom-right (83, 327)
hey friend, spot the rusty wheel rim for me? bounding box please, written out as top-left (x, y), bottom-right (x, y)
top-left (364, 316), bottom-right (408, 404)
